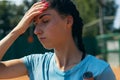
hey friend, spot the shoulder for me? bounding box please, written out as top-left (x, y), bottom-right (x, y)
top-left (84, 55), bottom-right (116, 79)
top-left (21, 52), bottom-right (54, 67)
top-left (20, 52), bottom-right (54, 79)
top-left (86, 55), bottom-right (109, 68)
top-left (84, 55), bottom-right (109, 74)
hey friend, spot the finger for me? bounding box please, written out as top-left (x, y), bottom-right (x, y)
top-left (25, 2), bottom-right (49, 21)
top-left (33, 2), bottom-right (49, 9)
top-left (32, 2), bottom-right (43, 7)
top-left (30, 3), bottom-right (49, 13)
top-left (32, 1), bottom-right (48, 8)
top-left (27, 6), bottom-right (45, 17)
top-left (30, 4), bottom-right (48, 14)
top-left (32, 2), bottom-right (49, 12)
top-left (28, 11), bottom-right (43, 22)
top-left (41, 0), bottom-right (46, 3)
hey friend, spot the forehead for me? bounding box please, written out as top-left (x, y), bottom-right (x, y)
top-left (35, 9), bottom-right (59, 20)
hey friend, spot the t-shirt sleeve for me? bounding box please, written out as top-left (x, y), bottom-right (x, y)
top-left (96, 66), bottom-right (116, 80)
top-left (21, 54), bottom-right (43, 78)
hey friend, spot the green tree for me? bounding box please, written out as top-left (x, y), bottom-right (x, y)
top-left (73, 0), bottom-right (98, 24)
top-left (72, 0), bottom-right (116, 56)
top-left (0, 1), bottom-right (24, 36)
top-left (73, 0), bottom-right (115, 36)
top-left (0, 0), bottom-right (52, 60)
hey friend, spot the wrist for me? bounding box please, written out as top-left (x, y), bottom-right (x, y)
top-left (11, 26), bottom-right (25, 36)
top-left (10, 28), bottom-right (23, 37)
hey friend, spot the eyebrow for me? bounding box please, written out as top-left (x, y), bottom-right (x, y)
top-left (39, 14), bottom-right (51, 19)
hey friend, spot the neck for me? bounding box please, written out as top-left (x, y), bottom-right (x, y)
top-left (54, 40), bottom-right (83, 71)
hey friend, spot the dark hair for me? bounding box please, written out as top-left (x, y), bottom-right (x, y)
top-left (45, 0), bottom-right (86, 59)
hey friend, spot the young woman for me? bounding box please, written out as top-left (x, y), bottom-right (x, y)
top-left (0, 0), bottom-right (116, 80)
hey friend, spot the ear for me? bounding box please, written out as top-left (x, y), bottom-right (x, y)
top-left (66, 15), bottom-right (73, 28)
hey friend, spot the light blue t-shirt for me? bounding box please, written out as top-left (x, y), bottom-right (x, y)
top-left (21, 52), bottom-right (116, 80)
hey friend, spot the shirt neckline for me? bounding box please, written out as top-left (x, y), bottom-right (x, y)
top-left (52, 54), bottom-right (90, 76)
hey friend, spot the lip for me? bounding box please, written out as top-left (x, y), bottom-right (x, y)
top-left (39, 37), bottom-right (46, 41)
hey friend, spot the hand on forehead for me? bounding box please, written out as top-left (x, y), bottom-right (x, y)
top-left (32, 1), bottom-right (49, 22)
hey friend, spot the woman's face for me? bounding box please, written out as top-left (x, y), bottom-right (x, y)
top-left (34, 9), bottom-right (72, 49)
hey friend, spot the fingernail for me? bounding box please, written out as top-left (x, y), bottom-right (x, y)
top-left (44, 3), bottom-right (49, 7)
top-left (44, 4), bottom-right (49, 7)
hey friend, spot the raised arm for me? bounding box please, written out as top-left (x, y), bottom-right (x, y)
top-left (0, 1), bottom-right (49, 79)
top-left (0, 1), bottom-right (48, 60)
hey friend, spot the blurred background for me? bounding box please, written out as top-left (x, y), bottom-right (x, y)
top-left (0, 0), bottom-right (119, 66)
top-left (0, 0), bottom-right (120, 79)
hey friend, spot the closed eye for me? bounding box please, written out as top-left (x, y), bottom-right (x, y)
top-left (42, 19), bottom-right (49, 23)
top-left (33, 14), bottom-right (51, 26)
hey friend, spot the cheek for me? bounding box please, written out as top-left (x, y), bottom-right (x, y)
top-left (47, 20), bottom-right (63, 34)
top-left (46, 20), bottom-right (67, 41)
top-left (45, 23), bottom-right (58, 37)
top-left (45, 17), bottom-right (67, 37)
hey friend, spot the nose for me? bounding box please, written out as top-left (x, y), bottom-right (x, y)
top-left (34, 25), bottom-right (43, 35)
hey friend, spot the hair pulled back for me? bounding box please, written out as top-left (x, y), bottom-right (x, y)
top-left (45, 0), bottom-right (86, 59)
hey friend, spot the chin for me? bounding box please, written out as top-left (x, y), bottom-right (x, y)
top-left (42, 45), bottom-right (54, 50)
top-left (44, 47), bottom-right (53, 50)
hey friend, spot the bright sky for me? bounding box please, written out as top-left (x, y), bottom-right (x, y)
top-left (0, 0), bottom-right (23, 5)
top-left (10, 0), bottom-right (23, 5)
top-left (115, 0), bottom-right (120, 5)
top-left (0, 0), bottom-right (31, 5)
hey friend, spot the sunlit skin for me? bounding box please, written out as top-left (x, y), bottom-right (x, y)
top-left (0, 2), bottom-right (50, 79)
top-left (0, 1), bottom-right (82, 79)
top-left (0, 1), bottom-right (116, 79)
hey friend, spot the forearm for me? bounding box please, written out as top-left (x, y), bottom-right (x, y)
top-left (0, 29), bottom-right (21, 60)
top-left (0, 1), bottom-right (48, 60)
